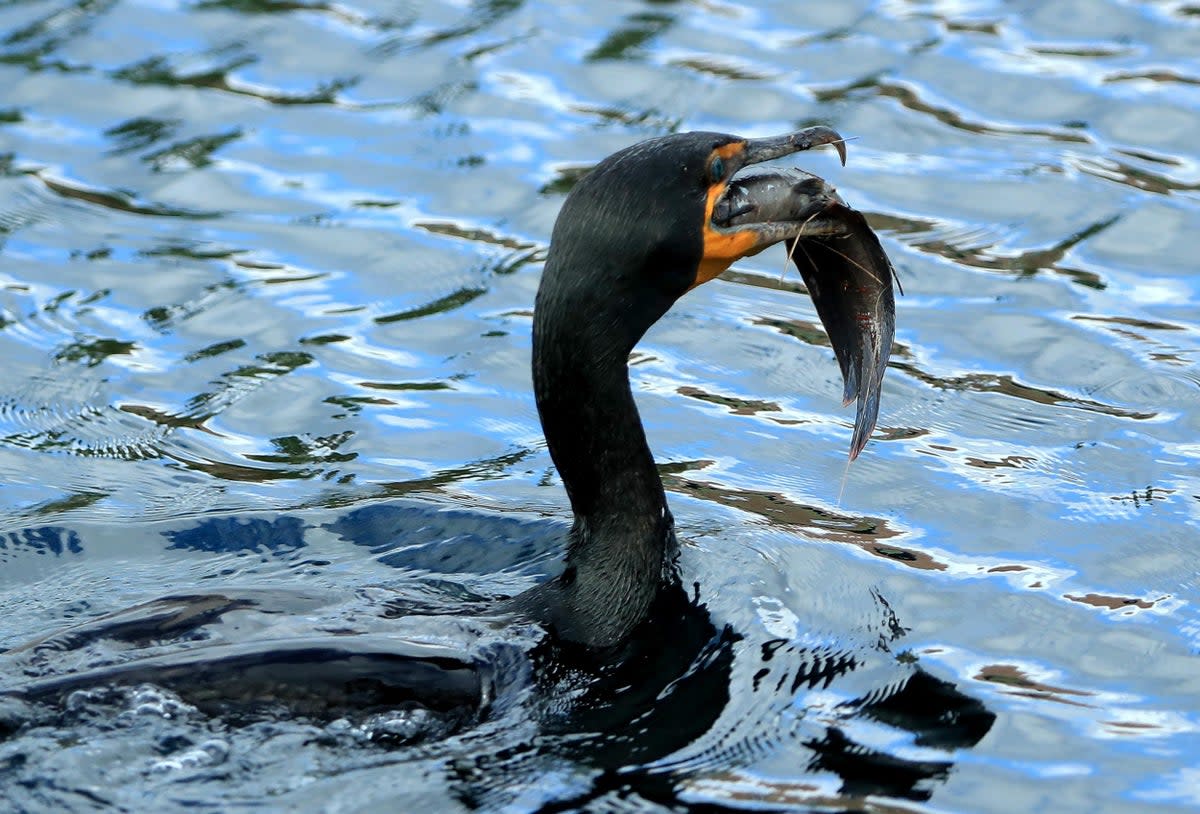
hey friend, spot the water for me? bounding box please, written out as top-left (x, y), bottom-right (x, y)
top-left (1, 0), bottom-right (1198, 810)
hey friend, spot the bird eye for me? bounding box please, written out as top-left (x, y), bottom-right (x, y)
top-left (709, 157), bottom-right (726, 182)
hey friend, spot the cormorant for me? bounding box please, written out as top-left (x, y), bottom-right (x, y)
top-left (512, 126), bottom-right (897, 650)
top-left (1, 130), bottom-right (930, 796)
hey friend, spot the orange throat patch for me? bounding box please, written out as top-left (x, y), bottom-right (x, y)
top-left (694, 141), bottom-right (760, 289)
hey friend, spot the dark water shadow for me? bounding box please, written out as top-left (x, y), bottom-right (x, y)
top-left (0, 506), bottom-right (994, 810)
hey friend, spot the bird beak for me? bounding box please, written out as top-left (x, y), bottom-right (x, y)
top-left (696, 126), bottom-right (849, 287)
top-left (737, 125), bottom-right (847, 170)
top-left (695, 127), bottom-right (899, 461)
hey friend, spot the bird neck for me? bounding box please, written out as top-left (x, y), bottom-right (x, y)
top-left (531, 314), bottom-right (681, 647)
top-left (536, 347), bottom-right (665, 514)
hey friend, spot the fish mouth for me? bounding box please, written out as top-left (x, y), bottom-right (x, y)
top-left (708, 124), bottom-right (851, 249)
top-left (709, 166), bottom-right (849, 246)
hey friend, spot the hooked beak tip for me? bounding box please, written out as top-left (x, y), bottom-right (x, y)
top-left (834, 139), bottom-right (847, 167)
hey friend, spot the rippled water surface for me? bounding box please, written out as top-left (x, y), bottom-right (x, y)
top-left (1, 0), bottom-right (1199, 811)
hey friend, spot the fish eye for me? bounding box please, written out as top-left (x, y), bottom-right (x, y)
top-left (709, 156), bottom-right (725, 183)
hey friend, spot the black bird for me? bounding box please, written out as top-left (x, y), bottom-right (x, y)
top-left (2, 129), bottom-right (925, 793)
top-left (0, 128), bottom-right (998, 814)
top-left (512, 126), bottom-right (897, 650)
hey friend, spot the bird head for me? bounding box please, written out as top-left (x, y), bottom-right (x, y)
top-left (536, 126), bottom-right (896, 460)
top-left (539, 126), bottom-right (850, 351)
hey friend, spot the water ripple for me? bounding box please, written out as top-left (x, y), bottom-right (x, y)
top-left (1, 0), bottom-right (1199, 810)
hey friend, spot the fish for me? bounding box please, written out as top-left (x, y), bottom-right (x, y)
top-left (786, 192), bottom-right (899, 460)
top-left (712, 166), bottom-right (900, 460)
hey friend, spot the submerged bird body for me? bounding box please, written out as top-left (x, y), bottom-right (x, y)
top-left (519, 128), bottom-right (898, 649)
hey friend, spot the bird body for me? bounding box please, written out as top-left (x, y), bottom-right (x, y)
top-left (517, 127), bottom-right (897, 649)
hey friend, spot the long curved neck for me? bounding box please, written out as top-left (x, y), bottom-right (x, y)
top-left (530, 301), bottom-right (680, 648)
top-left (534, 333), bottom-right (665, 522)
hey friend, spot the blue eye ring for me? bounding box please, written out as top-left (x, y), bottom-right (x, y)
top-left (709, 156), bottom-right (726, 182)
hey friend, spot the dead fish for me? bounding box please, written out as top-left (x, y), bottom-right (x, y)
top-left (717, 167), bottom-right (899, 459)
top-left (785, 182), bottom-right (898, 460)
